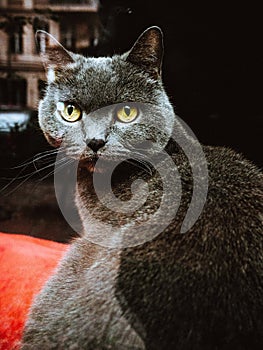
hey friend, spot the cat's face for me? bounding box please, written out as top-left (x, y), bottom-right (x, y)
top-left (38, 27), bottom-right (175, 170)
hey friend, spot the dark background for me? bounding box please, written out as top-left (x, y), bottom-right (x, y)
top-left (0, 1), bottom-right (262, 241)
top-left (99, 1), bottom-right (262, 167)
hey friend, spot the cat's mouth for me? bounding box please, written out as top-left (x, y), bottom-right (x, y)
top-left (79, 158), bottom-right (102, 174)
top-left (78, 156), bottom-right (112, 174)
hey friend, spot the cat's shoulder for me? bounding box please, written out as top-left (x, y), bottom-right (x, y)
top-left (203, 145), bottom-right (262, 182)
top-left (200, 146), bottom-right (262, 214)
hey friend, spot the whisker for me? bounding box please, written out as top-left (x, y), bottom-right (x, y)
top-left (0, 163), bottom-right (53, 196)
top-left (2, 159), bottom-right (59, 182)
top-left (34, 158), bottom-right (75, 186)
top-left (131, 157), bottom-right (152, 176)
top-left (7, 148), bottom-right (60, 170)
top-left (1, 156), bottom-right (72, 197)
top-left (125, 158), bottom-right (153, 176)
top-left (0, 149), bottom-right (68, 196)
top-left (114, 138), bottom-right (154, 176)
top-left (32, 147), bottom-right (67, 167)
top-left (104, 147), bottom-right (153, 176)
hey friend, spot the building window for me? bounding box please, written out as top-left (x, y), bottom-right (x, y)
top-left (38, 79), bottom-right (47, 100)
top-left (8, 0), bottom-right (23, 7)
top-left (38, 31), bottom-right (48, 53)
top-left (50, 1), bottom-right (95, 4)
top-left (0, 78), bottom-right (27, 108)
top-left (33, 17), bottom-right (49, 53)
top-left (9, 31), bottom-right (23, 54)
top-left (60, 22), bottom-right (76, 51)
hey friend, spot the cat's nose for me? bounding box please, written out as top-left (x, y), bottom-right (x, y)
top-left (86, 138), bottom-right (106, 153)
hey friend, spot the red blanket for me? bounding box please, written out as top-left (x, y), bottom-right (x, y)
top-left (0, 232), bottom-right (68, 350)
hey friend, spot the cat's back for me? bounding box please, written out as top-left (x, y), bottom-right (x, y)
top-left (117, 145), bottom-right (263, 350)
top-left (201, 146), bottom-right (262, 225)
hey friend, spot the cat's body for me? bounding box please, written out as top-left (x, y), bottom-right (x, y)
top-left (21, 27), bottom-right (263, 349)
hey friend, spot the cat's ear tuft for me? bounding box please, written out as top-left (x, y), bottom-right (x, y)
top-left (35, 30), bottom-right (74, 82)
top-left (126, 26), bottom-right (163, 79)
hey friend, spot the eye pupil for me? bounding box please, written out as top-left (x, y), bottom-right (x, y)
top-left (67, 106), bottom-right (74, 115)
top-left (116, 104), bottom-right (138, 123)
top-left (59, 102), bottom-right (81, 122)
top-left (124, 106), bottom-right (131, 116)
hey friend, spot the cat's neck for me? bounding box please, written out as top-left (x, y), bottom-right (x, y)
top-left (77, 138), bottom-right (182, 210)
top-left (75, 139), bottom-right (187, 247)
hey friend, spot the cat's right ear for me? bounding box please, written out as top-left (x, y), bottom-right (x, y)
top-left (36, 30), bottom-right (74, 83)
top-left (125, 26), bottom-right (163, 79)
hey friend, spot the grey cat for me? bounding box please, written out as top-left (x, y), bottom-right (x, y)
top-left (21, 27), bottom-right (263, 349)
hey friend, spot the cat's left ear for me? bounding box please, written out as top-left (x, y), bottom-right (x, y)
top-left (36, 30), bottom-right (74, 83)
top-left (126, 26), bottom-right (163, 79)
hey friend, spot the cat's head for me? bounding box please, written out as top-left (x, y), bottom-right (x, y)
top-left (37, 27), bottom-right (175, 171)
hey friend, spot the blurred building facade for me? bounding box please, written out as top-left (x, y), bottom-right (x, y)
top-left (0, 0), bottom-right (100, 112)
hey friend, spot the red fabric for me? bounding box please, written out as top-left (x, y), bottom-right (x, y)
top-left (0, 232), bottom-right (68, 350)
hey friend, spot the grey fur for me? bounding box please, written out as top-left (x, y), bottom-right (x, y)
top-left (21, 27), bottom-right (263, 349)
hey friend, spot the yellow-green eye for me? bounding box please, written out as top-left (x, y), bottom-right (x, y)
top-left (116, 105), bottom-right (138, 123)
top-left (57, 102), bottom-right (82, 122)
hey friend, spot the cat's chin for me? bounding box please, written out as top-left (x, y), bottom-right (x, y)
top-left (78, 158), bottom-right (111, 174)
top-left (79, 160), bottom-right (102, 174)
